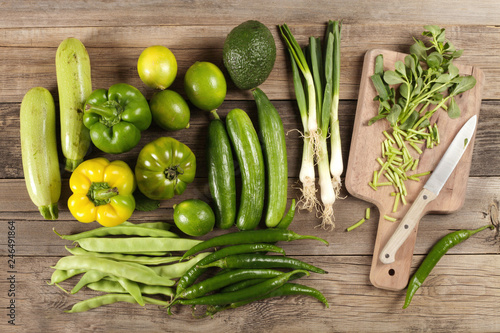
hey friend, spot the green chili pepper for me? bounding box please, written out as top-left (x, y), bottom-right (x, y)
top-left (275, 199), bottom-right (297, 229)
top-left (176, 243), bottom-right (286, 295)
top-left (206, 282), bottom-right (329, 317)
top-left (403, 224), bottom-right (494, 309)
top-left (83, 83), bottom-right (152, 154)
top-left (199, 254), bottom-right (327, 274)
top-left (181, 229), bottom-right (328, 260)
top-left (176, 268), bottom-right (285, 301)
top-left (167, 269), bottom-right (309, 314)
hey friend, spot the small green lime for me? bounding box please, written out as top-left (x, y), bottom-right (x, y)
top-left (173, 199), bottom-right (215, 237)
top-left (184, 61), bottom-right (227, 111)
top-left (149, 90), bottom-right (190, 131)
top-left (137, 45), bottom-right (177, 90)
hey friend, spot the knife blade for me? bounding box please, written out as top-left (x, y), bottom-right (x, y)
top-left (379, 115), bottom-right (477, 264)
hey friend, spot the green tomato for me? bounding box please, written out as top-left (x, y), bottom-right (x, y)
top-left (150, 90), bottom-right (190, 131)
top-left (135, 137), bottom-right (196, 200)
top-left (184, 61), bottom-right (227, 111)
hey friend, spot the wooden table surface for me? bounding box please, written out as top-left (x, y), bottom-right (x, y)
top-left (1, 1), bottom-right (500, 332)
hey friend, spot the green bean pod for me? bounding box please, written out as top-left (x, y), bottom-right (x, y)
top-left (70, 270), bottom-right (108, 294)
top-left (403, 224), bottom-right (494, 309)
top-left (200, 254), bottom-right (327, 274)
top-left (53, 225), bottom-right (179, 241)
top-left (87, 279), bottom-right (174, 298)
top-left (75, 237), bottom-right (202, 253)
top-left (176, 268), bottom-right (285, 300)
top-left (150, 252), bottom-right (211, 279)
top-left (52, 255), bottom-right (175, 286)
top-left (176, 243), bottom-right (286, 295)
top-left (181, 229), bottom-right (328, 260)
top-left (167, 269), bottom-right (309, 314)
top-left (48, 269), bottom-right (85, 286)
top-left (65, 294), bottom-right (169, 313)
top-left (65, 246), bottom-right (181, 265)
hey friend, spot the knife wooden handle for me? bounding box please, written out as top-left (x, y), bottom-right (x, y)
top-left (379, 188), bottom-right (437, 264)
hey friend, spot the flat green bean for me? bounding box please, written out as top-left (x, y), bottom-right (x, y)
top-left (87, 279), bottom-right (174, 298)
top-left (48, 269), bottom-right (85, 285)
top-left (52, 255), bottom-right (175, 286)
top-left (65, 294), bottom-right (169, 313)
top-left (150, 252), bottom-right (211, 279)
top-left (115, 277), bottom-right (145, 306)
top-left (70, 270), bottom-right (108, 294)
top-left (65, 246), bottom-right (181, 265)
top-left (75, 237), bottom-right (202, 253)
top-left (54, 224), bottom-right (179, 241)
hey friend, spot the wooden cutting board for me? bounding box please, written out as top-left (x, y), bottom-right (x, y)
top-left (345, 49), bottom-right (484, 291)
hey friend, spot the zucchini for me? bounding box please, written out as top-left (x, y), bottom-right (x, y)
top-left (56, 37), bottom-right (92, 171)
top-left (207, 112), bottom-right (236, 229)
top-left (20, 87), bottom-right (61, 220)
top-left (253, 88), bottom-right (288, 227)
top-left (226, 108), bottom-right (265, 230)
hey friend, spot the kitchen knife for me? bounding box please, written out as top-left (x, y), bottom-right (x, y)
top-left (379, 115), bottom-right (478, 264)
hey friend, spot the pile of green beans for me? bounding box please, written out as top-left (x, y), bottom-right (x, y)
top-left (50, 222), bottom-right (209, 313)
top-left (168, 228), bottom-right (330, 317)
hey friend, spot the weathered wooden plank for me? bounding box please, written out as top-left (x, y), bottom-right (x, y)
top-left (2, 0), bottom-right (500, 28)
top-left (0, 255), bottom-right (498, 332)
top-left (0, 25), bottom-right (498, 102)
top-left (0, 176), bottom-right (497, 258)
top-left (2, 100), bottom-right (500, 179)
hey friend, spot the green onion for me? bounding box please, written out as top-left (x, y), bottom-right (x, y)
top-left (280, 20), bottom-right (343, 230)
top-left (346, 218), bottom-right (366, 232)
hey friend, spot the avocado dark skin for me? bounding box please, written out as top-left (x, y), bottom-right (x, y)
top-left (223, 20), bottom-right (277, 90)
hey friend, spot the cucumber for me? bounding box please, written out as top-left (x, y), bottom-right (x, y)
top-left (56, 37), bottom-right (92, 171)
top-left (207, 112), bottom-right (236, 229)
top-left (253, 88), bottom-right (288, 227)
top-left (20, 87), bottom-right (61, 220)
top-left (226, 108), bottom-right (265, 230)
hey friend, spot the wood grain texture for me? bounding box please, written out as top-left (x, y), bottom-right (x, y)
top-left (1, 1), bottom-right (500, 332)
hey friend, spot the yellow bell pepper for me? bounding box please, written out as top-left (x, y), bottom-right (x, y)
top-left (68, 157), bottom-right (136, 227)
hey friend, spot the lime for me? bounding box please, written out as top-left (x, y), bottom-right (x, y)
top-left (149, 90), bottom-right (190, 131)
top-left (184, 61), bottom-right (227, 111)
top-left (137, 45), bottom-right (177, 90)
top-left (173, 199), bottom-right (215, 237)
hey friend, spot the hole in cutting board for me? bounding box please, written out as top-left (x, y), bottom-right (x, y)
top-left (388, 269), bottom-right (395, 276)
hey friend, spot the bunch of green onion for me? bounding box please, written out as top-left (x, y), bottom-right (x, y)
top-left (279, 21), bottom-right (342, 230)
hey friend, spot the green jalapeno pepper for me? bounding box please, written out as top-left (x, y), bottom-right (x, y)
top-left (84, 83), bottom-right (152, 154)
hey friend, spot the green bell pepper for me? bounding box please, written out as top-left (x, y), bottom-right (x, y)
top-left (84, 83), bottom-right (152, 154)
top-left (135, 137), bottom-right (196, 200)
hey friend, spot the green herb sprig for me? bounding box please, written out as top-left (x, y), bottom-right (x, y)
top-left (369, 25), bottom-right (476, 129)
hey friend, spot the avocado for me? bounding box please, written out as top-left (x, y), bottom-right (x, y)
top-left (223, 20), bottom-right (276, 90)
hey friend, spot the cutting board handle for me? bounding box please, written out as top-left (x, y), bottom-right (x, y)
top-left (369, 207), bottom-right (425, 291)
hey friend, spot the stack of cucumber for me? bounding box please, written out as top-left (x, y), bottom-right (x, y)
top-left (208, 88), bottom-right (291, 231)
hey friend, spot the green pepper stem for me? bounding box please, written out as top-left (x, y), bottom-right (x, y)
top-left (87, 182), bottom-right (118, 206)
top-left (86, 100), bottom-right (123, 127)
